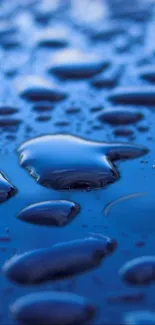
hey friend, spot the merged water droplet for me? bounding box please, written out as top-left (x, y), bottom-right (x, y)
top-left (3, 236), bottom-right (116, 284)
top-left (11, 291), bottom-right (96, 325)
top-left (17, 134), bottom-right (148, 190)
top-left (91, 64), bottom-right (122, 88)
top-left (108, 86), bottom-right (155, 105)
top-left (48, 49), bottom-right (109, 79)
top-left (97, 107), bottom-right (143, 125)
top-left (16, 76), bottom-right (67, 102)
top-left (17, 200), bottom-right (80, 227)
top-left (119, 256), bottom-right (155, 285)
top-left (0, 172), bottom-right (17, 203)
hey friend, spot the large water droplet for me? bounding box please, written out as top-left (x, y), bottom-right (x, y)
top-left (3, 236), bottom-right (116, 284)
top-left (17, 134), bottom-right (147, 190)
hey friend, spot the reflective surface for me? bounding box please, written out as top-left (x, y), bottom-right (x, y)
top-left (0, 0), bottom-right (155, 324)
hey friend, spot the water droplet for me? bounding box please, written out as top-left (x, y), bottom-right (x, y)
top-left (90, 106), bottom-right (103, 113)
top-left (0, 171), bottom-right (17, 203)
top-left (97, 108), bottom-right (143, 125)
top-left (0, 21), bottom-right (17, 36)
top-left (119, 256), bottom-right (155, 285)
top-left (17, 200), bottom-right (80, 227)
top-left (135, 241), bottom-right (145, 248)
top-left (32, 102), bottom-right (53, 113)
top-left (34, 0), bottom-right (63, 23)
top-left (16, 76), bottom-right (67, 102)
top-left (66, 107), bottom-right (80, 114)
top-left (124, 310), bottom-right (155, 325)
top-left (92, 64), bottom-right (122, 88)
top-left (108, 86), bottom-right (155, 105)
top-left (0, 235), bottom-right (11, 242)
top-left (0, 34), bottom-right (21, 49)
top-left (0, 106), bottom-right (18, 115)
top-left (3, 236), bottom-right (116, 284)
top-left (55, 120), bottom-right (70, 127)
top-left (11, 291), bottom-right (96, 325)
top-left (49, 49), bottom-right (109, 79)
top-left (17, 134), bottom-right (147, 190)
top-left (114, 35), bottom-right (130, 53)
top-left (91, 22), bottom-right (124, 40)
top-left (36, 28), bottom-right (68, 48)
top-left (113, 128), bottom-right (134, 137)
top-left (137, 125), bottom-right (149, 133)
top-left (106, 291), bottom-right (145, 304)
top-left (35, 115), bottom-right (51, 122)
top-left (0, 118), bottom-right (21, 129)
top-left (138, 65), bottom-right (155, 82)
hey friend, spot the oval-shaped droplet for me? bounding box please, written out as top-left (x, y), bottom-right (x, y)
top-left (11, 291), bottom-right (96, 325)
top-left (0, 106), bottom-right (19, 115)
top-left (119, 256), bottom-right (155, 285)
top-left (48, 50), bottom-right (109, 79)
top-left (97, 108), bottom-right (143, 125)
top-left (138, 65), bottom-right (155, 82)
top-left (17, 200), bottom-right (80, 227)
top-left (108, 87), bottom-right (155, 105)
top-left (32, 102), bottom-right (53, 113)
top-left (16, 76), bottom-right (67, 102)
top-left (3, 236), bottom-right (117, 284)
top-left (37, 28), bottom-right (68, 48)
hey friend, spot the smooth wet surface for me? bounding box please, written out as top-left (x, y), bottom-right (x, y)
top-left (1, 0), bottom-right (155, 324)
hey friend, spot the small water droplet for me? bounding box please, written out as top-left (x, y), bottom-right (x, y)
top-left (17, 200), bottom-right (80, 227)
